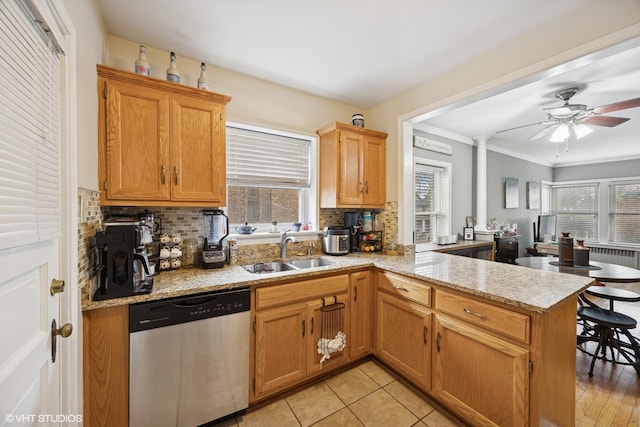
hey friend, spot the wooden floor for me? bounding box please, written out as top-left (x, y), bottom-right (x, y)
top-left (574, 282), bottom-right (640, 427)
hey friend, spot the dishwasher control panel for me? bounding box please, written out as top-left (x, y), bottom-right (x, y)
top-left (129, 287), bottom-right (250, 333)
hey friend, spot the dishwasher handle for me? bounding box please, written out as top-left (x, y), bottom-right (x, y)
top-left (172, 296), bottom-right (219, 308)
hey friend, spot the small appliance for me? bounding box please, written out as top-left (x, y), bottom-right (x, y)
top-left (95, 218), bottom-right (154, 301)
top-left (344, 212), bottom-right (361, 252)
top-left (202, 209), bottom-right (229, 268)
top-left (322, 227), bottom-right (350, 255)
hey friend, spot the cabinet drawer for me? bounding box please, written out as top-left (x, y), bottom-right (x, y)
top-left (377, 271), bottom-right (431, 307)
top-left (256, 274), bottom-right (349, 310)
top-left (436, 290), bottom-right (530, 343)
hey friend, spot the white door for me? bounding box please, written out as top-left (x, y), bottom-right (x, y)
top-left (0, 241), bottom-right (63, 425)
top-left (0, 0), bottom-right (75, 425)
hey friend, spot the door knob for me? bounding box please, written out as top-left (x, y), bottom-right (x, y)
top-left (50, 279), bottom-right (65, 295)
top-left (51, 319), bottom-right (73, 363)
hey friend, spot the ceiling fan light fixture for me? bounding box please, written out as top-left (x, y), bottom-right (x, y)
top-left (572, 123), bottom-right (593, 139)
top-left (549, 123), bottom-right (570, 143)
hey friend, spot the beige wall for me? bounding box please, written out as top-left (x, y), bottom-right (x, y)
top-left (64, 0), bottom-right (106, 191)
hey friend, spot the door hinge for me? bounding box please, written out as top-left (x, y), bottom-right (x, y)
top-left (103, 180), bottom-right (108, 190)
top-left (253, 378), bottom-right (256, 392)
top-left (529, 360), bottom-right (534, 373)
top-left (253, 321), bottom-right (256, 332)
top-left (219, 112), bottom-right (222, 121)
top-left (102, 82), bottom-right (107, 99)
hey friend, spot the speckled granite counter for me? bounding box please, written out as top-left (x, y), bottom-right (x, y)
top-left (82, 251), bottom-right (594, 313)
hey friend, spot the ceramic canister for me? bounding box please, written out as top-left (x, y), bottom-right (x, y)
top-left (558, 232), bottom-right (574, 266)
top-left (574, 239), bottom-right (590, 266)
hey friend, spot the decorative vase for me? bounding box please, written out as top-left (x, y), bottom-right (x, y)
top-left (573, 239), bottom-right (590, 266)
top-left (558, 232), bottom-right (574, 266)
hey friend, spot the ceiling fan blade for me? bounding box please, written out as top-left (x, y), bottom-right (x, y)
top-left (529, 124), bottom-right (556, 141)
top-left (591, 97), bottom-right (640, 114)
top-left (582, 115), bottom-right (630, 127)
top-left (495, 121), bottom-right (552, 134)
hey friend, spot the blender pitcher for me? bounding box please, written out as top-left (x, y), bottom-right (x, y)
top-left (202, 209), bottom-right (229, 268)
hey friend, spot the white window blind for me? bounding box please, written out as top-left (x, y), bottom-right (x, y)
top-left (415, 163), bottom-right (449, 243)
top-left (550, 184), bottom-right (599, 241)
top-left (609, 181), bottom-right (640, 244)
top-left (0, 0), bottom-right (62, 250)
top-left (226, 126), bottom-right (311, 188)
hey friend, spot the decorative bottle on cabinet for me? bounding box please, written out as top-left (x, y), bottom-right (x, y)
top-left (135, 45), bottom-right (150, 76)
top-left (197, 62), bottom-right (210, 91)
top-left (166, 52), bottom-right (180, 83)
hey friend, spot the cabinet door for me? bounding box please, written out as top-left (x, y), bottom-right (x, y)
top-left (254, 304), bottom-right (307, 397)
top-left (338, 130), bottom-right (364, 205)
top-left (363, 136), bottom-right (386, 207)
top-left (350, 271), bottom-right (372, 359)
top-left (307, 292), bottom-right (350, 375)
top-left (375, 292), bottom-right (432, 391)
top-left (433, 314), bottom-right (529, 427)
top-left (103, 78), bottom-right (170, 201)
top-left (170, 95), bottom-right (226, 204)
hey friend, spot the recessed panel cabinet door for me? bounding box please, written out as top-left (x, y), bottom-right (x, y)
top-left (375, 292), bottom-right (432, 391)
top-left (350, 271), bottom-right (372, 359)
top-left (338, 131), bottom-right (364, 205)
top-left (433, 314), bottom-right (529, 427)
top-left (254, 304), bottom-right (307, 398)
top-left (105, 79), bottom-right (170, 200)
top-left (170, 95), bottom-right (226, 204)
top-left (363, 136), bottom-right (385, 206)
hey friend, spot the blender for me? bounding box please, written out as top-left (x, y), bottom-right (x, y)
top-left (202, 209), bottom-right (229, 268)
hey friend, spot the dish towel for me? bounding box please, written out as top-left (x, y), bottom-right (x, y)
top-left (317, 331), bottom-right (346, 366)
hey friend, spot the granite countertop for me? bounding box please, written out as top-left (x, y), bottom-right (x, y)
top-left (82, 252), bottom-right (594, 313)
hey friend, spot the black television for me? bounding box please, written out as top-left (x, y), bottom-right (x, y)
top-left (535, 214), bottom-right (557, 242)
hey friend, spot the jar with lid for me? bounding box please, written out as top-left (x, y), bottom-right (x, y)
top-left (362, 211), bottom-right (372, 232)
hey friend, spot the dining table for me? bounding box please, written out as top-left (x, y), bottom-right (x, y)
top-left (514, 257), bottom-right (640, 283)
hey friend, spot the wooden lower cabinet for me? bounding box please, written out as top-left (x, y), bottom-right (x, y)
top-left (433, 314), bottom-right (529, 427)
top-left (375, 291), bottom-right (432, 392)
top-left (252, 274), bottom-right (352, 401)
top-left (83, 305), bottom-right (129, 427)
top-left (350, 270), bottom-right (372, 359)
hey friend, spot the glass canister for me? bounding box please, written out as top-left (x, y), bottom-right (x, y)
top-left (362, 211), bottom-right (372, 232)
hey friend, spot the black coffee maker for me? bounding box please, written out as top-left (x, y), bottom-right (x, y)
top-left (94, 218), bottom-right (154, 301)
top-left (344, 212), bottom-right (362, 252)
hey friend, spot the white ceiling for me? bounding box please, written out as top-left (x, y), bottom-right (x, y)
top-left (98, 0), bottom-right (640, 167)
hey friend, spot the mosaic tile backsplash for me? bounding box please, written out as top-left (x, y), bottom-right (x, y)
top-left (76, 195), bottom-right (409, 301)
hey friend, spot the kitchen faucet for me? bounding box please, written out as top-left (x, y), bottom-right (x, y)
top-left (280, 230), bottom-right (299, 259)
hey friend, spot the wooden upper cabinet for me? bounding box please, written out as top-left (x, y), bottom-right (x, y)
top-left (170, 95), bottom-right (226, 204)
top-left (317, 122), bottom-right (387, 208)
top-left (97, 65), bottom-right (231, 207)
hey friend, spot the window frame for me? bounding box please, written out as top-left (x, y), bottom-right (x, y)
top-left (413, 156), bottom-right (452, 251)
top-left (543, 176), bottom-right (640, 248)
top-left (609, 180), bottom-right (640, 245)
top-left (225, 121), bottom-right (318, 243)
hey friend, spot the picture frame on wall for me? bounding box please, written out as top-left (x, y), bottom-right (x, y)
top-left (463, 227), bottom-right (475, 241)
top-left (526, 181), bottom-right (539, 209)
top-left (504, 177), bottom-right (519, 209)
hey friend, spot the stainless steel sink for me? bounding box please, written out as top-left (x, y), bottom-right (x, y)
top-left (241, 261), bottom-right (297, 274)
top-left (241, 258), bottom-right (333, 274)
top-left (286, 258), bottom-right (333, 269)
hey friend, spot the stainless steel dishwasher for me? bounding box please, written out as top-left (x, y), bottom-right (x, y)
top-left (129, 287), bottom-right (250, 427)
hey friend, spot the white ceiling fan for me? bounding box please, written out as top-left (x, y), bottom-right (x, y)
top-left (496, 88), bottom-right (640, 155)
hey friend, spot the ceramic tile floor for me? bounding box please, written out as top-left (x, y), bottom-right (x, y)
top-left (213, 360), bottom-right (465, 427)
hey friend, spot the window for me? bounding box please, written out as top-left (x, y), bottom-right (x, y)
top-left (414, 159), bottom-right (451, 246)
top-left (550, 184), bottom-right (599, 241)
top-left (609, 181), bottom-right (640, 244)
top-left (226, 124), bottom-right (313, 232)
